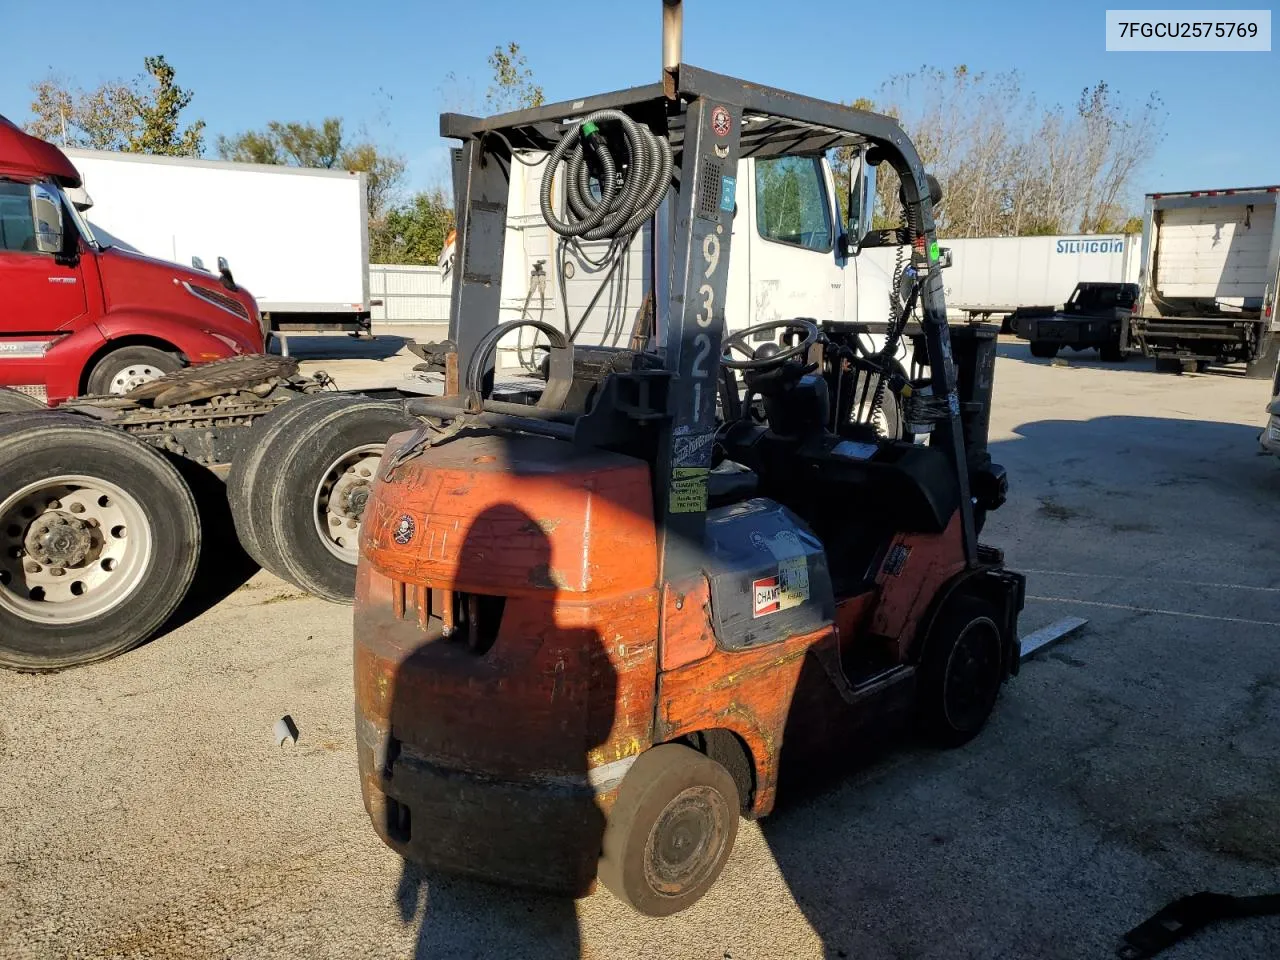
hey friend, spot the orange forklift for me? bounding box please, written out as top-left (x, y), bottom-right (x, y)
top-left (353, 2), bottom-right (1023, 917)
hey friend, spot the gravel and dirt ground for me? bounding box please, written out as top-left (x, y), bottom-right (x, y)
top-left (3, 332), bottom-right (1279, 959)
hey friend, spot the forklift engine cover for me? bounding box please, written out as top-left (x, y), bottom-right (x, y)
top-left (702, 499), bottom-right (835, 650)
top-left (355, 431), bottom-right (661, 895)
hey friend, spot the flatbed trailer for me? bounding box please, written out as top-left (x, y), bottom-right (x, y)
top-left (1013, 282), bottom-right (1137, 361)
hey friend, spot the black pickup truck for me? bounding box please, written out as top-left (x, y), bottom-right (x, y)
top-left (1011, 282), bottom-right (1138, 361)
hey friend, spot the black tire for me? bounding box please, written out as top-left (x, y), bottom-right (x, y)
top-left (917, 596), bottom-right (1007, 748)
top-left (1154, 357), bottom-right (1184, 374)
top-left (0, 388), bottom-right (45, 413)
top-left (0, 413), bottom-right (200, 670)
top-left (1098, 343), bottom-right (1125, 363)
top-left (226, 394), bottom-right (346, 580)
top-left (86, 345), bottom-right (182, 396)
top-left (250, 396), bottom-right (415, 603)
top-left (599, 744), bottom-right (740, 917)
top-left (1028, 342), bottom-right (1058, 359)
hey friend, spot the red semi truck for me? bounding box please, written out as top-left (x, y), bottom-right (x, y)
top-left (0, 117), bottom-right (263, 404)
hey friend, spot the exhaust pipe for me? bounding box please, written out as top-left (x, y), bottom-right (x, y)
top-left (662, 0), bottom-right (682, 97)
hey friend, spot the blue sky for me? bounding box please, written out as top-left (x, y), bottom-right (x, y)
top-left (2, 0), bottom-right (1275, 201)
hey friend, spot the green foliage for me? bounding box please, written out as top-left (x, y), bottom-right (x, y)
top-left (486, 42), bottom-right (545, 112)
top-left (371, 189), bottom-right (455, 265)
top-left (128, 56), bottom-right (205, 156)
top-left (26, 55), bottom-right (204, 157)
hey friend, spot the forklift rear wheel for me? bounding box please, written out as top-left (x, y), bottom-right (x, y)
top-left (0, 388), bottom-right (46, 413)
top-left (918, 597), bottom-right (1005, 747)
top-left (235, 395), bottom-right (416, 603)
top-left (86, 346), bottom-right (182, 396)
top-left (0, 413), bottom-right (201, 670)
top-left (1028, 342), bottom-right (1058, 359)
top-left (599, 744), bottom-right (740, 917)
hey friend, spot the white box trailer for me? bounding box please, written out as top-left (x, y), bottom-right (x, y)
top-left (65, 149), bottom-right (371, 349)
top-left (1129, 185), bottom-right (1280, 374)
top-left (871, 234), bottom-right (1141, 320)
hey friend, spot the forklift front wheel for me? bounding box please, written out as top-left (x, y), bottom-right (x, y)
top-left (918, 597), bottom-right (1006, 748)
top-left (599, 744), bottom-right (740, 917)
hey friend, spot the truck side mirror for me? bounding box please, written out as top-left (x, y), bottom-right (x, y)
top-left (30, 184), bottom-right (65, 255)
top-left (938, 246), bottom-right (953, 269)
top-left (845, 148), bottom-right (877, 256)
top-left (217, 256), bottom-right (237, 291)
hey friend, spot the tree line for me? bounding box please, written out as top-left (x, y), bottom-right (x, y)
top-left (834, 66), bottom-right (1164, 237)
top-left (25, 52), bottom-right (1162, 265)
top-left (23, 44), bottom-right (543, 265)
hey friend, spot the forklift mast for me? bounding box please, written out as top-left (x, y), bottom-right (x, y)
top-left (440, 69), bottom-right (978, 576)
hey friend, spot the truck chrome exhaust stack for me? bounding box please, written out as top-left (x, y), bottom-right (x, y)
top-left (662, 0), bottom-right (682, 96)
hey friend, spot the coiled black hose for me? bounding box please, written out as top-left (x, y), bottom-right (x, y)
top-left (540, 109), bottom-right (672, 243)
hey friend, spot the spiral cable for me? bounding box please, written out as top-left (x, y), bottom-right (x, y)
top-left (540, 109), bottom-right (672, 244)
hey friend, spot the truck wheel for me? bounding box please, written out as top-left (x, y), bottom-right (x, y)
top-left (1098, 343), bottom-right (1125, 363)
top-left (917, 596), bottom-right (1006, 748)
top-left (0, 413), bottom-right (200, 670)
top-left (231, 395), bottom-right (415, 603)
top-left (0, 388), bottom-right (45, 413)
top-left (1028, 342), bottom-right (1058, 359)
top-left (226, 394), bottom-right (345, 581)
top-left (87, 346), bottom-right (182, 396)
top-left (599, 744), bottom-right (740, 917)
top-left (1154, 357), bottom-right (1184, 374)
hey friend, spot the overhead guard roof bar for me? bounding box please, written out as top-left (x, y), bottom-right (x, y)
top-left (439, 64), bottom-right (912, 162)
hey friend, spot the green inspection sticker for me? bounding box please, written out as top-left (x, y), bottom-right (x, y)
top-left (669, 467), bottom-right (709, 514)
top-left (929, 241), bottom-right (940, 263)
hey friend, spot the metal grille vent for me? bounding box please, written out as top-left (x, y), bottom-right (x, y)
top-left (183, 282), bottom-right (250, 320)
top-left (699, 159), bottom-right (722, 220)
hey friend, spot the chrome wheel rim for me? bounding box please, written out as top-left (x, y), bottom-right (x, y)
top-left (110, 364), bottom-right (166, 395)
top-left (314, 444), bottom-right (384, 563)
top-left (0, 475), bottom-right (153, 623)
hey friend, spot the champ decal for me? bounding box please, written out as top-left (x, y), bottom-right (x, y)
top-left (752, 557), bottom-right (810, 618)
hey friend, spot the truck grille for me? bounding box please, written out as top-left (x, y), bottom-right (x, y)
top-left (183, 282), bottom-right (250, 321)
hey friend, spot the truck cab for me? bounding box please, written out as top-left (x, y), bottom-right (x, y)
top-left (493, 148), bottom-right (902, 371)
top-left (0, 117), bottom-right (264, 404)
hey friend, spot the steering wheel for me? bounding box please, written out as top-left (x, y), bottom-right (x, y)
top-left (721, 319), bottom-right (819, 371)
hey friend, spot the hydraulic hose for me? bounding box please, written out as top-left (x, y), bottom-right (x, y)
top-left (540, 110), bottom-right (672, 243)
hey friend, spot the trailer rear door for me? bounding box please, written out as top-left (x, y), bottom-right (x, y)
top-left (1155, 203), bottom-right (1276, 304)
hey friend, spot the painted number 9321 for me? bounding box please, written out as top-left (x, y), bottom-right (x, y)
top-left (690, 230), bottom-right (721, 415)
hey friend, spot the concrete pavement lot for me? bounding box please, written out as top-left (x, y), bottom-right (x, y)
top-left (3, 339), bottom-right (1280, 959)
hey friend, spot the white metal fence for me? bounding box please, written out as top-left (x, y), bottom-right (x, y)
top-left (369, 264), bottom-right (451, 324)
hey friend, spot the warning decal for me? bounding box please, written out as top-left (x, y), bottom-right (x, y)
top-left (669, 467), bottom-right (710, 514)
top-left (752, 557), bottom-right (810, 618)
top-left (711, 105), bottom-right (731, 137)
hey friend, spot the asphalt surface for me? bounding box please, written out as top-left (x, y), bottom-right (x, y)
top-left (2, 337), bottom-right (1279, 959)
